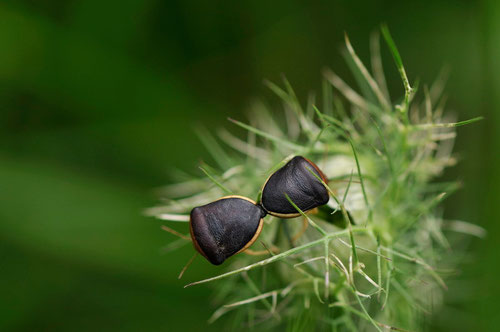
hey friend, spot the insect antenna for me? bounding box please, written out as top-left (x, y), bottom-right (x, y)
top-left (178, 252), bottom-right (198, 279)
top-left (161, 225), bottom-right (191, 241)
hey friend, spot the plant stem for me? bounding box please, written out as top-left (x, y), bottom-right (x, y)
top-left (185, 227), bottom-right (367, 288)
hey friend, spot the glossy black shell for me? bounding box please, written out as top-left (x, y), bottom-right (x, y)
top-left (261, 156), bottom-right (329, 217)
top-left (190, 196), bottom-right (265, 265)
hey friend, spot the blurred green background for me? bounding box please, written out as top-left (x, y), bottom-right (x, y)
top-left (0, 0), bottom-right (498, 331)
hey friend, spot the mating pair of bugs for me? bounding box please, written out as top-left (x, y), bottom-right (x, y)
top-left (188, 156), bottom-right (331, 265)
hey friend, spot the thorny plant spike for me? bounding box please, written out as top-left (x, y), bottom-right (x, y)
top-left (145, 27), bottom-right (483, 331)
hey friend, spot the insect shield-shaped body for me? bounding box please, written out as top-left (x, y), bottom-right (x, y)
top-left (189, 196), bottom-right (266, 265)
top-left (261, 156), bottom-right (329, 218)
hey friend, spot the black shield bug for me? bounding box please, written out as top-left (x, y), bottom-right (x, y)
top-left (189, 195), bottom-right (267, 265)
top-left (185, 156), bottom-right (329, 266)
top-left (260, 156), bottom-right (329, 218)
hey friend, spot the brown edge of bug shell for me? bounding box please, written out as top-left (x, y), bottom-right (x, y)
top-left (259, 157), bottom-right (329, 218)
top-left (189, 195), bottom-right (265, 260)
top-left (303, 157), bottom-right (329, 184)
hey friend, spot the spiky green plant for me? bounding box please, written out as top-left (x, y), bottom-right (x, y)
top-left (145, 27), bottom-right (483, 331)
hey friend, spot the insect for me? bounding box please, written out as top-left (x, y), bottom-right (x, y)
top-left (189, 196), bottom-right (266, 265)
top-left (186, 156), bottom-right (330, 265)
top-left (260, 156), bottom-right (329, 218)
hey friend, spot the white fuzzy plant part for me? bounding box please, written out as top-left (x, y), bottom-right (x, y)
top-left (145, 27), bottom-right (483, 331)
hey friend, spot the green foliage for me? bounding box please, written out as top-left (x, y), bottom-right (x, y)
top-left (147, 28), bottom-right (483, 331)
